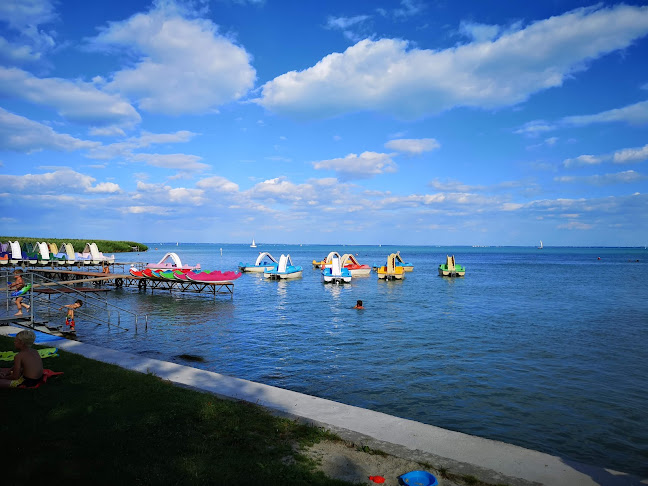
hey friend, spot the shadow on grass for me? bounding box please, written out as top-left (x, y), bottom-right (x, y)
top-left (1, 336), bottom-right (359, 485)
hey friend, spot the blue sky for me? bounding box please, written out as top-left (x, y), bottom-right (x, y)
top-left (1, 0), bottom-right (647, 246)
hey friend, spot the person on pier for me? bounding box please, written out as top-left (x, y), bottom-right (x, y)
top-left (9, 269), bottom-right (30, 316)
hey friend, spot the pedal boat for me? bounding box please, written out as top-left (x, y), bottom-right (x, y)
top-left (264, 254), bottom-right (302, 279)
top-left (340, 253), bottom-right (371, 276)
top-left (438, 255), bottom-right (465, 277)
top-left (322, 254), bottom-right (352, 284)
top-left (239, 252), bottom-right (278, 272)
top-left (377, 253), bottom-right (405, 280)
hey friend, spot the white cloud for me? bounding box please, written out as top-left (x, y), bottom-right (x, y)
top-left (562, 154), bottom-right (604, 168)
top-left (131, 153), bottom-right (209, 171)
top-left (515, 120), bottom-right (556, 137)
top-left (0, 36), bottom-right (43, 64)
top-left (313, 152), bottom-right (397, 180)
top-left (325, 15), bottom-right (372, 42)
top-left (122, 205), bottom-right (170, 215)
top-left (459, 22), bottom-right (500, 43)
top-left (0, 108), bottom-right (99, 153)
top-left (0, 67), bottom-right (141, 127)
top-left (135, 181), bottom-right (206, 205)
top-left (562, 100), bottom-right (648, 126)
top-left (0, 0), bottom-right (56, 29)
top-left (0, 169), bottom-right (122, 194)
top-left (85, 182), bottom-right (122, 194)
top-left (385, 138), bottom-right (440, 155)
top-left (256, 5), bottom-right (648, 119)
top-left (613, 143), bottom-right (648, 164)
top-left (326, 15), bottom-right (370, 30)
top-left (196, 176), bottom-right (239, 193)
top-left (555, 170), bottom-right (644, 185)
top-left (87, 130), bottom-right (197, 160)
top-left (91, 5), bottom-right (256, 115)
top-left (394, 0), bottom-right (425, 18)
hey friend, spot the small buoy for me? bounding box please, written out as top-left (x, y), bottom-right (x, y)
top-left (597, 257), bottom-right (601, 260)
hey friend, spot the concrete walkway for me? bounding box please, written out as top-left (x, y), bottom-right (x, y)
top-left (2, 326), bottom-right (646, 486)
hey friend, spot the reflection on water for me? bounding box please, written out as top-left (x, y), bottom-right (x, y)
top-left (71, 245), bottom-right (648, 477)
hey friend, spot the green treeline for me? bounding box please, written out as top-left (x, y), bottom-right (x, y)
top-left (0, 237), bottom-right (148, 253)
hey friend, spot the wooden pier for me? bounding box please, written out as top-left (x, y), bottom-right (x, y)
top-left (29, 269), bottom-right (235, 297)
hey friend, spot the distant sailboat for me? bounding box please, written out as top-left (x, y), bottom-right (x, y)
top-left (538, 240), bottom-right (543, 249)
top-left (250, 239), bottom-right (257, 248)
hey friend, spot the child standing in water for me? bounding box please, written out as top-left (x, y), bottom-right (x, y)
top-left (59, 300), bottom-right (83, 330)
top-left (0, 330), bottom-right (43, 388)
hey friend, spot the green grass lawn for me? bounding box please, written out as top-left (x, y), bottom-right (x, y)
top-left (1, 335), bottom-right (356, 485)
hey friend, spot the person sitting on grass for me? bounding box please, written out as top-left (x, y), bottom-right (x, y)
top-left (59, 300), bottom-right (83, 330)
top-left (0, 330), bottom-right (43, 389)
top-left (9, 269), bottom-right (30, 316)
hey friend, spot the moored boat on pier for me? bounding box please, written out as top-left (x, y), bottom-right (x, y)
top-left (146, 252), bottom-right (200, 271)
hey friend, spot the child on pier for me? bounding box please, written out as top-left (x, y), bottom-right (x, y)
top-left (59, 300), bottom-right (83, 330)
top-left (9, 269), bottom-right (30, 316)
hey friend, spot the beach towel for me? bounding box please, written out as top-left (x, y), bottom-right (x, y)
top-left (0, 347), bottom-right (59, 361)
top-left (18, 369), bottom-right (64, 389)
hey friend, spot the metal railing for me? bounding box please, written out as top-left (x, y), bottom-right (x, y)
top-left (2, 270), bottom-right (148, 333)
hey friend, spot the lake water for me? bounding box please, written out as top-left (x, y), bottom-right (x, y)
top-left (60, 244), bottom-right (648, 477)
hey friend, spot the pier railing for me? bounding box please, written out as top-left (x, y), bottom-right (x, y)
top-left (1, 270), bottom-right (148, 333)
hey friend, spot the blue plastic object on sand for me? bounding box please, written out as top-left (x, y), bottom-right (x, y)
top-left (398, 470), bottom-right (438, 486)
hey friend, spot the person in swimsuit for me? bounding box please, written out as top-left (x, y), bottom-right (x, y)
top-left (9, 269), bottom-right (30, 316)
top-left (0, 330), bottom-right (43, 388)
top-left (353, 299), bottom-right (364, 309)
top-left (59, 300), bottom-right (83, 330)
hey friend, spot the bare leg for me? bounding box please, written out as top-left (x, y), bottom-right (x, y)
top-left (15, 298), bottom-right (23, 315)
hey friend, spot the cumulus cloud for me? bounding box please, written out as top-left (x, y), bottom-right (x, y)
top-left (613, 143), bottom-right (648, 164)
top-left (0, 0), bottom-right (56, 29)
top-left (0, 169), bottom-right (122, 194)
top-left (555, 170), bottom-right (644, 185)
top-left (0, 67), bottom-right (141, 128)
top-left (0, 108), bottom-right (99, 153)
top-left (313, 152), bottom-right (397, 180)
top-left (256, 5), bottom-right (648, 119)
top-left (91, 4), bottom-right (256, 115)
top-left (196, 176), bottom-right (239, 192)
top-left (135, 180), bottom-right (205, 205)
top-left (0, 0), bottom-right (57, 66)
top-left (385, 138), bottom-right (440, 155)
top-left (85, 182), bottom-right (122, 193)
